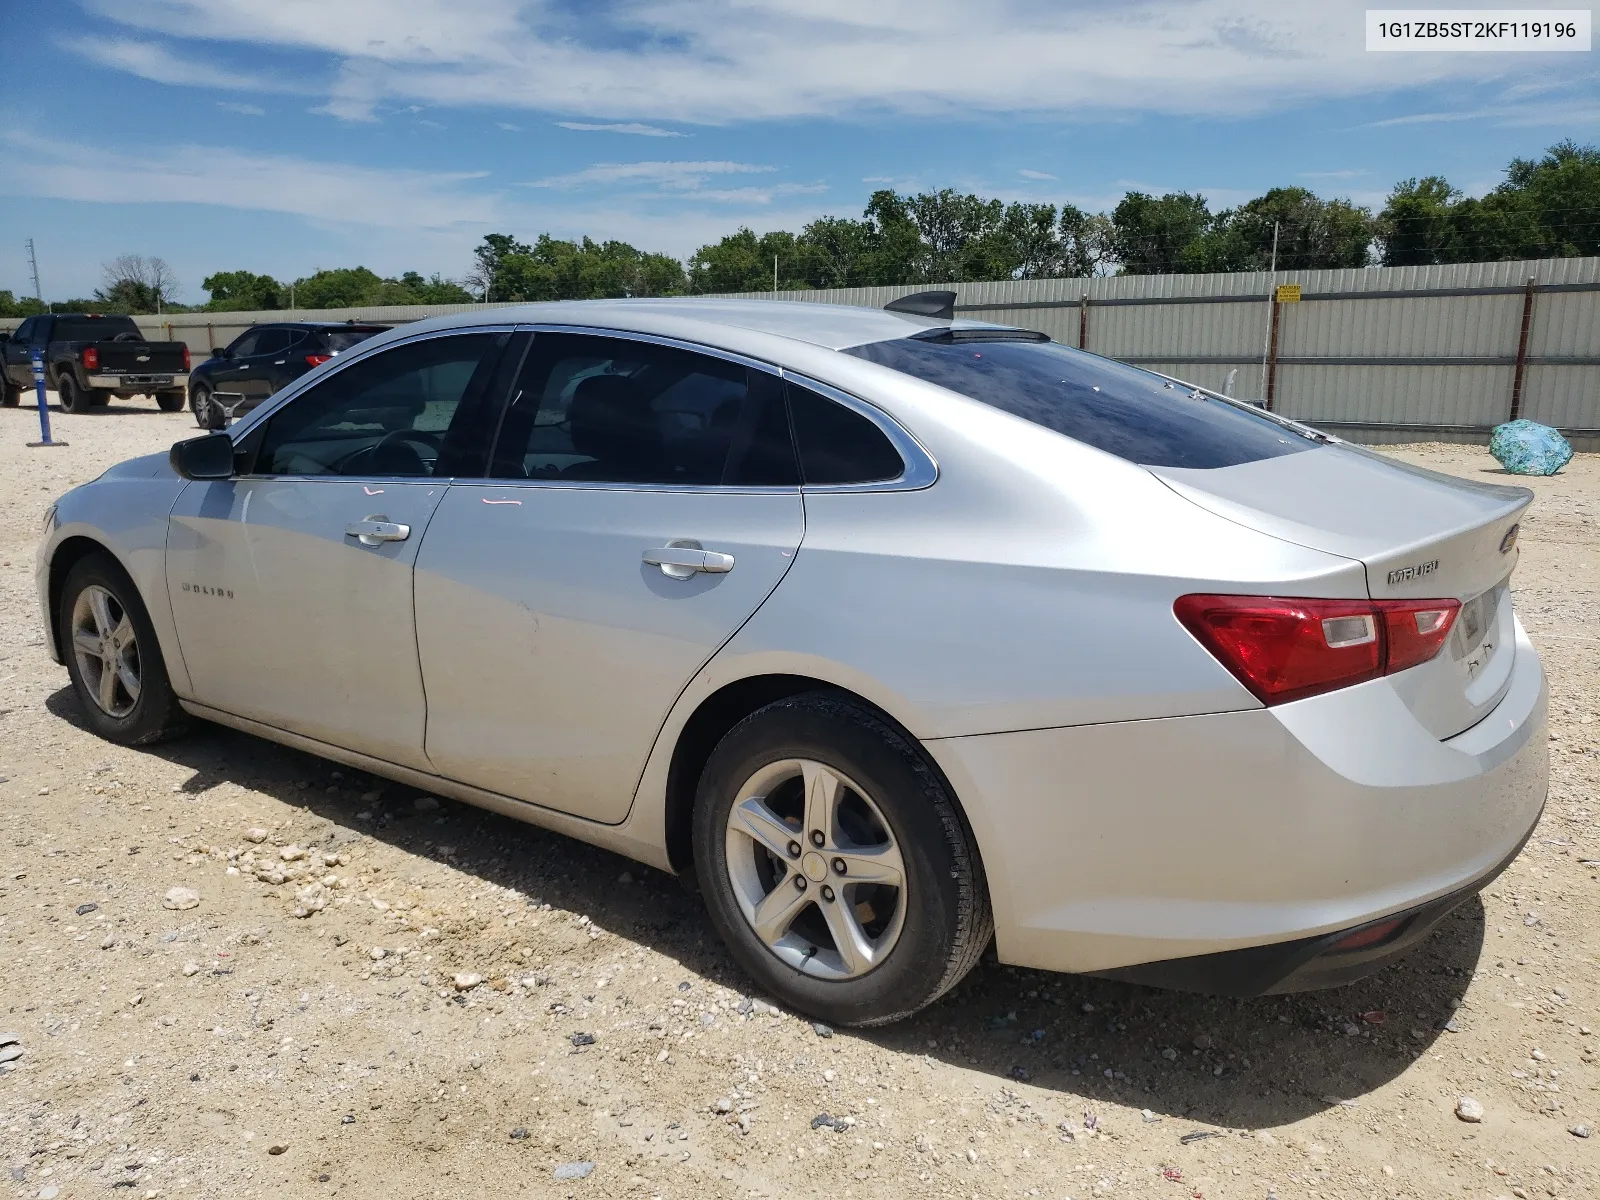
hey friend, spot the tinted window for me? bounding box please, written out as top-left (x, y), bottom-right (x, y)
top-left (787, 381), bottom-right (904, 485)
top-left (56, 316), bottom-right (141, 343)
top-left (845, 338), bottom-right (1312, 469)
top-left (255, 333), bottom-right (499, 478)
top-left (320, 327), bottom-right (385, 353)
top-left (227, 331), bottom-right (260, 359)
top-left (490, 333), bottom-right (797, 486)
top-left (14, 319), bottom-right (35, 344)
top-left (253, 328), bottom-right (293, 356)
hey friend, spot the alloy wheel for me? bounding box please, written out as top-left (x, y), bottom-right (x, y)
top-left (723, 758), bottom-right (907, 980)
top-left (71, 585), bottom-right (142, 718)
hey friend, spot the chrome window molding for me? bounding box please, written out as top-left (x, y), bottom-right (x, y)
top-left (226, 320), bottom-right (938, 494)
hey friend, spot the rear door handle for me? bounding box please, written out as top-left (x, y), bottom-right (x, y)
top-left (345, 516), bottom-right (410, 546)
top-left (643, 543), bottom-right (735, 579)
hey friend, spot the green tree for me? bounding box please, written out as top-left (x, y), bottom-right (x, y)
top-left (202, 269), bottom-right (282, 311)
top-left (0, 290), bottom-right (47, 318)
top-left (1377, 176), bottom-right (1458, 265)
top-left (1110, 192), bottom-right (1213, 274)
top-left (1502, 139), bottom-right (1600, 256)
top-left (287, 267), bottom-right (389, 308)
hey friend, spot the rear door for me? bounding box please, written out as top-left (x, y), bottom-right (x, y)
top-left (413, 329), bottom-right (804, 822)
top-left (241, 327), bottom-right (294, 402)
top-left (166, 328), bottom-right (512, 768)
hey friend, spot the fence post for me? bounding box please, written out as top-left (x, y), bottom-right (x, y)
top-left (1078, 293), bottom-right (1089, 350)
top-left (1508, 276), bottom-right (1537, 423)
top-left (207, 323), bottom-right (215, 351)
top-left (1264, 298), bottom-right (1283, 411)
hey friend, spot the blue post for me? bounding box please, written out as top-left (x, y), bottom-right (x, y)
top-left (26, 347), bottom-right (67, 448)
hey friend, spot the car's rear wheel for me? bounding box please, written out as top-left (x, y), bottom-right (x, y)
top-left (57, 375), bottom-right (89, 413)
top-left (156, 389), bottom-right (185, 412)
top-left (59, 553), bottom-right (188, 746)
top-left (693, 693), bottom-right (992, 1026)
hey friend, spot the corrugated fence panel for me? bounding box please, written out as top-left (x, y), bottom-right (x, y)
top-left (6, 258), bottom-right (1596, 434)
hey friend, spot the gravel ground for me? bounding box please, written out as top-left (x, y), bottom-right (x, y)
top-left (1, 398), bottom-right (1596, 1200)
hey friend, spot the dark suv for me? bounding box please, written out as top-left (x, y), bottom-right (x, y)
top-left (186, 321), bottom-right (387, 427)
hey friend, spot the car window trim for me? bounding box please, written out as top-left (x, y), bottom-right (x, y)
top-left (466, 323), bottom-right (934, 494)
top-left (231, 324), bottom-right (521, 482)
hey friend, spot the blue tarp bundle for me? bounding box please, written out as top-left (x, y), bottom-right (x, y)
top-left (1489, 419), bottom-right (1573, 476)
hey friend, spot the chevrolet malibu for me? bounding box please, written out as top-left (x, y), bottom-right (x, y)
top-left (35, 295), bottom-right (1548, 1026)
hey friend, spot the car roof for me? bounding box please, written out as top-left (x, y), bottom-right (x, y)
top-left (403, 297), bottom-right (1027, 352)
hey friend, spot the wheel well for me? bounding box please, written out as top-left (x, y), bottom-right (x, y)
top-left (46, 536), bottom-right (115, 658)
top-left (662, 674), bottom-right (953, 876)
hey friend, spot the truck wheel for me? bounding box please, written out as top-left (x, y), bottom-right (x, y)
top-left (156, 390), bottom-right (185, 412)
top-left (89, 390), bottom-right (112, 407)
top-left (57, 375), bottom-right (89, 413)
top-left (1, 380), bottom-right (19, 407)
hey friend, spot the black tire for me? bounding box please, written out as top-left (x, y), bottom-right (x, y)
top-left (1, 380), bottom-right (19, 406)
top-left (693, 692), bottom-right (992, 1026)
top-left (89, 389), bottom-right (112, 407)
top-left (156, 389), bottom-right (185, 412)
top-left (58, 552), bottom-right (188, 746)
top-left (57, 374), bottom-right (88, 413)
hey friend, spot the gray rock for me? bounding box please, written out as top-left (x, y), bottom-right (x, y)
top-left (1455, 1096), bottom-right (1484, 1123)
top-left (1571, 1123), bottom-right (1591, 1138)
top-left (75, 902), bottom-right (98, 915)
top-left (0, 1045), bottom-right (23, 1065)
top-left (569, 1032), bottom-right (596, 1047)
top-left (552, 1161), bottom-right (594, 1181)
top-left (812, 1022), bottom-right (834, 1038)
top-left (162, 886), bottom-right (200, 911)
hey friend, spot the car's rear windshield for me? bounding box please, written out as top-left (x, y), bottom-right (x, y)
top-left (844, 337), bottom-right (1314, 469)
top-left (56, 317), bottom-right (141, 343)
top-left (317, 327), bottom-right (386, 353)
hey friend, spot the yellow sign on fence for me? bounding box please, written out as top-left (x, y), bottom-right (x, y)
top-left (1275, 283), bottom-right (1302, 303)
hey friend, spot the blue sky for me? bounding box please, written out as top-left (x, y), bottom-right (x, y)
top-left (3, 0), bottom-right (1595, 304)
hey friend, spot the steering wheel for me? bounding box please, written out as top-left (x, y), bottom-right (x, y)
top-left (372, 428), bottom-right (442, 473)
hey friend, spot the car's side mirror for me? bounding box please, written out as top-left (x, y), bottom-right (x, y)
top-left (170, 433), bottom-right (236, 480)
top-left (210, 347), bottom-right (229, 359)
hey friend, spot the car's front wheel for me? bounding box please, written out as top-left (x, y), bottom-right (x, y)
top-left (59, 553), bottom-right (188, 746)
top-left (693, 693), bottom-right (992, 1026)
top-left (189, 384), bottom-right (221, 428)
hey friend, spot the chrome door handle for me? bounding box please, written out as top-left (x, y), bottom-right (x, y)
top-left (345, 516), bottom-right (410, 546)
top-left (643, 543), bottom-right (735, 579)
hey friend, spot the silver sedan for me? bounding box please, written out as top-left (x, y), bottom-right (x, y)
top-left (35, 295), bottom-right (1549, 1025)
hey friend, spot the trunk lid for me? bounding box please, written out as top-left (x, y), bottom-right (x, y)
top-left (1153, 444), bottom-right (1530, 738)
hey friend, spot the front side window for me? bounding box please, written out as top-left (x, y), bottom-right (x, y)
top-left (13, 319), bottom-right (35, 344)
top-left (845, 337), bottom-right (1313, 469)
top-left (227, 331), bottom-right (260, 359)
top-left (253, 333), bottom-right (499, 478)
top-left (489, 333), bottom-right (798, 486)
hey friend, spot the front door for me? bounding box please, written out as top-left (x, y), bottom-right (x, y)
top-left (414, 330), bottom-right (805, 823)
top-left (166, 329), bottom-right (511, 768)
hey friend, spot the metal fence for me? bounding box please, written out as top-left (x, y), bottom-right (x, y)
top-left (6, 255), bottom-right (1596, 442)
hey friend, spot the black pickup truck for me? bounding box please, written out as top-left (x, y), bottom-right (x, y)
top-left (1, 313), bottom-right (190, 413)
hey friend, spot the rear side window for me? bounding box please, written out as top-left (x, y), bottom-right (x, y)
top-left (490, 332), bottom-right (797, 486)
top-left (56, 317), bottom-right (141, 343)
top-left (845, 338), bottom-right (1312, 469)
top-left (253, 328), bottom-right (294, 356)
top-left (787, 382), bottom-right (904, 485)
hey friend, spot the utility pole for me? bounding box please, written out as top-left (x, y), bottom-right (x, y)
top-left (1257, 220), bottom-right (1279, 402)
top-left (26, 238), bottom-right (43, 306)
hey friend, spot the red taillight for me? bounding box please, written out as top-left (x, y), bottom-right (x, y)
top-left (182, 346), bottom-right (192, 371)
top-left (1330, 917), bottom-right (1404, 952)
top-left (1175, 594), bottom-right (1460, 705)
top-left (81, 346), bottom-right (99, 370)
top-left (305, 354), bottom-right (332, 367)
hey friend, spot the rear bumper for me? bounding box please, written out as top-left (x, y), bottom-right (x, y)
top-left (88, 373), bottom-right (188, 390)
top-left (923, 618), bottom-right (1549, 983)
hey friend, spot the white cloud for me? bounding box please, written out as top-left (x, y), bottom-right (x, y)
top-left (0, 131), bottom-right (499, 231)
top-left (1017, 168), bottom-right (1056, 180)
top-left (556, 121), bottom-right (685, 137)
top-left (78, 0), bottom-right (1591, 124)
top-left (526, 160), bottom-right (776, 190)
top-left (217, 100), bottom-right (266, 116)
top-left (497, 121), bottom-right (522, 131)
top-left (70, 35), bottom-right (288, 93)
